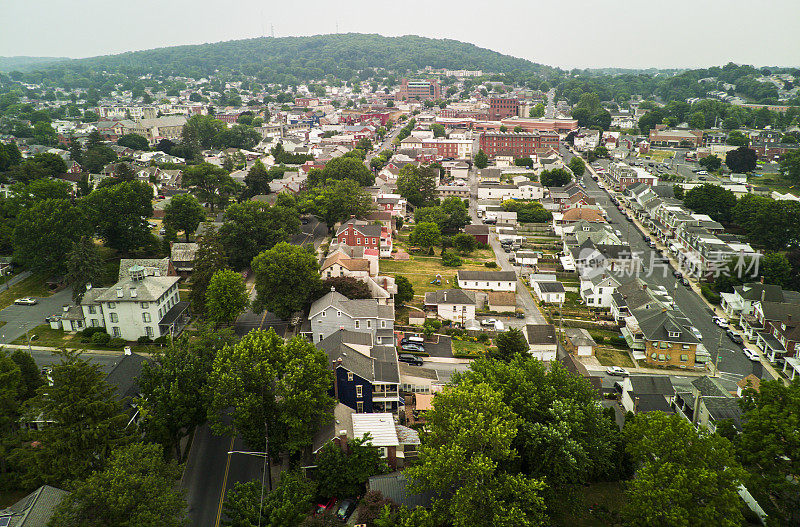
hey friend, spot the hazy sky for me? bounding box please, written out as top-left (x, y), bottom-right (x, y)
top-left (2, 0), bottom-right (798, 69)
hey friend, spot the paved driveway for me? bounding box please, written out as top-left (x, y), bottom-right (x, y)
top-left (0, 286), bottom-right (74, 344)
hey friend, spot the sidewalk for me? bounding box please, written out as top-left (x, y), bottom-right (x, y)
top-left (577, 151), bottom-right (786, 384)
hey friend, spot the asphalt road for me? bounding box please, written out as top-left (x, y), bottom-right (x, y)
top-left (366, 124), bottom-right (402, 162)
top-left (561, 145), bottom-right (767, 382)
top-left (0, 285), bottom-right (74, 345)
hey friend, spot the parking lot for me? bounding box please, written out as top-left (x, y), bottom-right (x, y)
top-left (397, 331), bottom-right (453, 359)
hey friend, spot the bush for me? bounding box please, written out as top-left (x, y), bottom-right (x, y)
top-left (91, 331), bottom-right (111, 345)
top-left (700, 283), bottom-right (721, 305)
top-left (441, 252), bottom-right (463, 267)
top-left (107, 337), bottom-right (127, 349)
top-left (153, 335), bottom-right (169, 344)
top-left (477, 333), bottom-right (490, 344)
top-left (137, 336), bottom-right (152, 344)
top-left (484, 261), bottom-right (498, 268)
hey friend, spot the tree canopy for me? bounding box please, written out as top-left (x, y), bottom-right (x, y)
top-left (251, 242), bottom-right (320, 319)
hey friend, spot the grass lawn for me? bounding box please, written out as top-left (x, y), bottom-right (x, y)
top-left (595, 346), bottom-right (636, 368)
top-left (380, 256), bottom-right (489, 296)
top-left (550, 481), bottom-right (625, 527)
top-left (12, 324), bottom-right (151, 353)
top-left (452, 339), bottom-right (489, 357)
top-left (750, 172), bottom-right (798, 196)
top-left (639, 149), bottom-right (674, 163)
top-left (0, 272), bottom-right (52, 310)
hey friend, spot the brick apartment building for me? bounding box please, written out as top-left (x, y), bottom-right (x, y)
top-left (396, 78), bottom-right (440, 101)
top-left (648, 125), bottom-right (703, 148)
top-left (479, 131), bottom-right (560, 158)
top-left (489, 98), bottom-right (520, 120)
top-left (474, 118), bottom-right (578, 135)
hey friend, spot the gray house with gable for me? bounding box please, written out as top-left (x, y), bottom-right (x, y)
top-left (307, 289), bottom-right (395, 345)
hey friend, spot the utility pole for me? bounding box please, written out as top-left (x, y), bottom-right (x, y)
top-left (713, 327), bottom-right (724, 377)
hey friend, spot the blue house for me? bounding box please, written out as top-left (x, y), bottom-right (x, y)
top-left (317, 329), bottom-right (401, 414)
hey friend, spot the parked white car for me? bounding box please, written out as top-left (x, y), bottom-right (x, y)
top-left (743, 348), bottom-right (760, 362)
top-left (606, 366), bottom-right (629, 377)
top-left (713, 316), bottom-right (729, 328)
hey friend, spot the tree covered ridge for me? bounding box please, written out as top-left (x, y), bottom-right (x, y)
top-left (29, 33), bottom-right (558, 83)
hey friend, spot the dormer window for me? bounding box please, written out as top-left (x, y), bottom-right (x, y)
top-left (668, 330), bottom-right (680, 338)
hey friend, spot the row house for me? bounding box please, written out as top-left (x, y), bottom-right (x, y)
top-left (423, 289), bottom-right (480, 323)
top-left (606, 162), bottom-right (658, 191)
top-left (320, 251), bottom-right (397, 304)
top-left (478, 131), bottom-right (559, 158)
top-left (374, 194), bottom-right (406, 218)
top-left (317, 329), bottom-right (401, 414)
top-left (628, 306), bottom-right (701, 368)
top-left (752, 300), bottom-right (800, 361)
top-left (307, 289), bottom-right (395, 345)
top-left (456, 270), bottom-right (517, 292)
top-left (436, 185), bottom-right (470, 199)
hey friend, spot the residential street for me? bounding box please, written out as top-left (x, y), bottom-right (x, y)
top-left (559, 145), bottom-right (773, 382)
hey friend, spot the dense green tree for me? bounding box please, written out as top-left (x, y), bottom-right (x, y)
top-left (502, 200), bottom-right (552, 223)
top-left (407, 383), bottom-right (547, 527)
top-left (394, 275), bottom-right (414, 306)
top-left (473, 149), bottom-right (489, 169)
top-left (431, 123), bottom-right (446, 138)
top-left (452, 232), bottom-right (477, 254)
top-left (9, 350), bottom-right (43, 402)
top-left (414, 206), bottom-right (447, 229)
top-left (0, 351), bottom-right (23, 480)
top-left (190, 225), bottom-right (228, 313)
top-left (409, 222), bottom-right (441, 250)
top-left (315, 277), bottom-right (371, 300)
top-left (32, 121), bottom-right (58, 146)
top-left (622, 412), bottom-right (745, 527)
top-left (779, 149), bottom-right (800, 182)
top-left (49, 442), bottom-right (185, 527)
top-left (732, 194), bottom-right (800, 251)
top-left (117, 133), bottom-right (150, 151)
top-left (32, 152), bottom-right (68, 176)
top-left (396, 164), bottom-right (437, 207)
top-left (529, 103), bottom-right (545, 118)
top-left (81, 181), bottom-right (154, 254)
top-left (737, 379), bottom-right (800, 524)
top-left (251, 242), bottom-right (320, 318)
top-left (725, 146), bottom-right (757, 173)
top-left (181, 114), bottom-right (227, 151)
top-left (698, 154), bottom-right (721, 171)
top-left (223, 472), bottom-right (316, 527)
top-left (313, 179), bottom-right (374, 228)
top-left (316, 435), bottom-right (387, 499)
top-left (568, 156), bottom-right (585, 177)
top-left (307, 156), bottom-right (374, 187)
top-left (138, 326), bottom-right (235, 460)
top-left (207, 329), bottom-right (335, 454)
top-left (66, 236), bottom-right (106, 303)
top-left (0, 142), bottom-right (22, 171)
top-left (440, 197), bottom-right (470, 232)
top-left (215, 124), bottom-right (261, 150)
top-left (183, 162), bottom-right (238, 212)
top-left (540, 168), bottom-right (572, 187)
top-left (725, 130), bottom-right (749, 147)
top-left (683, 183), bottom-right (737, 223)
top-left (17, 350), bottom-right (132, 487)
top-left (490, 328), bottom-right (528, 361)
top-left (219, 201), bottom-right (300, 270)
top-left (82, 145), bottom-right (118, 173)
top-left (164, 193), bottom-right (205, 242)
top-left (206, 268), bottom-right (249, 325)
top-left (13, 199), bottom-right (89, 274)
top-left (672, 184), bottom-right (684, 200)
top-left (243, 159), bottom-right (271, 197)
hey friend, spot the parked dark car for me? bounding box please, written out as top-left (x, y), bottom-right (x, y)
top-left (673, 270), bottom-right (682, 280)
top-left (682, 277), bottom-right (691, 286)
top-left (398, 354), bottom-right (424, 366)
top-left (401, 343), bottom-right (425, 353)
top-left (727, 330), bottom-right (743, 345)
top-left (336, 499), bottom-right (356, 521)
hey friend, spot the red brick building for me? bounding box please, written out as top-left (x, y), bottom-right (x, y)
top-left (479, 131), bottom-right (560, 157)
top-left (489, 98), bottom-right (520, 120)
top-left (335, 218), bottom-right (382, 251)
top-left (396, 78), bottom-right (441, 101)
top-left (474, 118), bottom-right (578, 135)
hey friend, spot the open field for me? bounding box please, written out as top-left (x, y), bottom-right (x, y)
top-left (750, 172), bottom-right (798, 196)
top-left (639, 149), bottom-right (674, 163)
top-left (380, 256), bottom-right (490, 296)
top-left (452, 339), bottom-right (489, 357)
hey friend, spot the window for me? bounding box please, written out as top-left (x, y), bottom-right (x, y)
top-left (112, 327), bottom-right (121, 337)
top-left (88, 305), bottom-right (96, 314)
top-left (91, 319), bottom-right (99, 327)
top-left (367, 320), bottom-right (372, 329)
top-left (381, 320), bottom-right (386, 328)
top-left (141, 302), bottom-right (149, 309)
top-left (110, 313), bottom-right (119, 323)
top-left (142, 313), bottom-right (151, 323)
top-left (146, 326), bottom-right (153, 337)
top-left (322, 310), bottom-right (326, 317)
top-left (355, 320), bottom-right (360, 329)
top-left (658, 354), bottom-right (666, 361)
top-left (682, 344), bottom-right (690, 349)
top-left (337, 311), bottom-right (341, 317)
top-left (108, 302), bottom-right (116, 309)
top-left (356, 401), bottom-right (364, 413)
top-left (356, 385), bottom-right (363, 398)
top-left (680, 354), bottom-right (689, 362)
top-left (347, 372), bottom-right (353, 381)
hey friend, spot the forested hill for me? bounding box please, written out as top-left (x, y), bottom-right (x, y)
top-left (31, 33), bottom-right (560, 83)
top-left (0, 56), bottom-right (69, 72)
